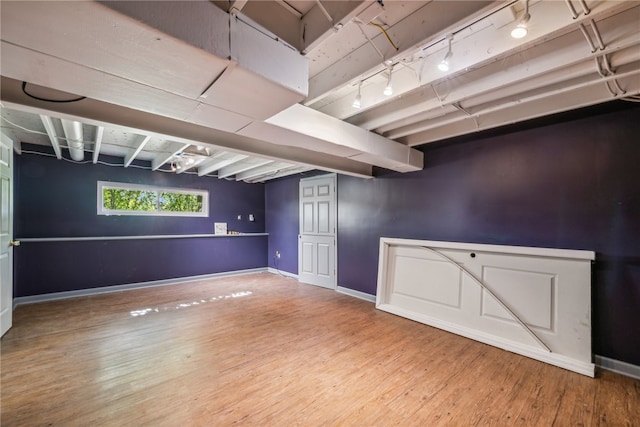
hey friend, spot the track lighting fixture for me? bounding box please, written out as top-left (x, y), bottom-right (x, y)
top-left (511, 0), bottom-right (530, 39)
top-left (383, 65), bottom-right (393, 96)
top-left (438, 34), bottom-right (453, 72)
top-left (353, 81), bottom-right (362, 108)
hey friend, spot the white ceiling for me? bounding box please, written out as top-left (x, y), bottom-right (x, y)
top-left (1, 0), bottom-right (639, 182)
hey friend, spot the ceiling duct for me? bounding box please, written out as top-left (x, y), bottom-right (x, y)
top-left (60, 119), bottom-right (84, 161)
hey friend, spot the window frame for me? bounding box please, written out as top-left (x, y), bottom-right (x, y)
top-left (97, 181), bottom-right (209, 217)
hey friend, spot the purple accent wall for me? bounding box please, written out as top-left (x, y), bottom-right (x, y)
top-left (265, 104), bottom-right (640, 365)
top-left (16, 147), bottom-right (265, 237)
top-left (265, 176), bottom-right (299, 274)
top-left (15, 237), bottom-right (267, 297)
top-left (264, 170), bottom-right (327, 274)
top-left (14, 146), bottom-right (267, 296)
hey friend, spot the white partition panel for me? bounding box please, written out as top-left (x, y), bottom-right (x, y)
top-left (376, 238), bottom-right (595, 377)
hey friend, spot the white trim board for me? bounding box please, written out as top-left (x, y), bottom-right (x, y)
top-left (336, 286), bottom-right (376, 303)
top-left (13, 268), bottom-right (267, 307)
top-left (267, 267), bottom-right (298, 280)
top-left (595, 355), bottom-right (640, 380)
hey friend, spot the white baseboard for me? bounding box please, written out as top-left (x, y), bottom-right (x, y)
top-left (267, 267), bottom-right (298, 279)
top-left (336, 285), bottom-right (376, 303)
top-left (13, 268), bottom-right (268, 307)
top-left (595, 355), bottom-right (640, 380)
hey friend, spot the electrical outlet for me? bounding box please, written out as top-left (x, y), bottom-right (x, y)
top-left (275, 251), bottom-right (281, 259)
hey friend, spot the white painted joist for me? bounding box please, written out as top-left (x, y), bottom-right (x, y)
top-left (124, 134), bottom-right (151, 167)
top-left (92, 126), bottom-right (104, 164)
top-left (218, 158), bottom-right (274, 179)
top-left (249, 166), bottom-right (313, 183)
top-left (235, 161), bottom-right (293, 181)
top-left (399, 72), bottom-right (640, 146)
top-left (198, 153), bottom-right (248, 177)
top-left (300, 0), bottom-right (368, 53)
top-left (176, 156), bottom-right (208, 174)
top-left (39, 115), bottom-right (62, 159)
top-left (151, 141), bottom-right (191, 170)
top-left (349, 3), bottom-right (640, 133)
top-left (305, 0), bottom-right (495, 103)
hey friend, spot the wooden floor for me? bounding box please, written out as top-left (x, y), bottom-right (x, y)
top-left (1, 272), bottom-right (638, 426)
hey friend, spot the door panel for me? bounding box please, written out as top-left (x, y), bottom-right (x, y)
top-left (318, 201), bottom-right (330, 233)
top-left (301, 241), bottom-right (314, 274)
top-left (299, 235), bottom-right (335, 289)
top-left (299, 175), bottom-right (336, 289)
top-left (302, 202), bottom-right (314, 233)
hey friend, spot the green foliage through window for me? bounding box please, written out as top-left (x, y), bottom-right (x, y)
top-left (103, 189), bottom-right (157, 212)
top-left (159, 192), bottom-right (203, 213)
top-left (98, 182), bottom-right (208, 217)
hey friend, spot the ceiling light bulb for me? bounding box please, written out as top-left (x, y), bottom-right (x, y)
top-left (353, 81), bottom-right (362, 109)
top-left (352, 93), bottom-right (362, 109)
top-left (384, 69), bottom-right (393, 96)
top-left (511, 11), bottom-right (530, 39)
top-left (438, 35), bottom-right (454, 72)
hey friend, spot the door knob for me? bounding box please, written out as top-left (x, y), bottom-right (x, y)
top-left (9, 240), bottom-right (20, 247)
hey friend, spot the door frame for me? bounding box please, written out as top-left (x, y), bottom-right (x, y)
top-left (0, 131), bottom-right (15, 337)
top-left (298, 173), bottom-right (337, 289)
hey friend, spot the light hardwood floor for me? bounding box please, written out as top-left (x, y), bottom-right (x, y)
top-left (1, 272), bottom-right (638, 426)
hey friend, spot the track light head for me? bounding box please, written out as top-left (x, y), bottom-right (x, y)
top-left (353, 81), bottom-right (362, 108)
top-left (352, 93), bottom-right (362, 109)
top-left (438, 34), bottom-right (454, 72)
top-left (383, 66), bottom-right (393, 96)
top-left (511, 13), bottom-right (530, 39)
top-left (438, 51), bottom-right (452, 72)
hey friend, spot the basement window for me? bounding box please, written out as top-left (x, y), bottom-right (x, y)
top-left (97, 181), bottom-right (208, 217)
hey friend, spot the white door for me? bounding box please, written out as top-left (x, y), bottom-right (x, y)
top-left (298, 175), bottom-right (336, 289)
top-left (0, 133), bottom-right (14, 337)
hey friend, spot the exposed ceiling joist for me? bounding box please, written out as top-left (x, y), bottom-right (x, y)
top-left (39, 115), bottom-right (62, 159)
top-left (151, 142), bottom-right (190, 171)
top-left (275, 0), bottom-right (303, 18)
top-left (198, 154), bottom-right (248, 177)
top-left (249, 166), bottom-right (313, 183)
top-left (124, 135), bottom-right (150, 167)
top-left (218, 159), bottom-right (274, 180)
top-left (236, 161), bottom-right (293, 181)
top-left (229, 0), bottom-right (249, 15)
top-left (93, 126), bottom-right (104, 164)
top-left (305, 0), bottom-right (495, 103)
top-left (0, 78), bottom-right (374, 179)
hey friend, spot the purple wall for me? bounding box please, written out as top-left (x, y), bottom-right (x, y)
top-left (265, 176), bottom-right (299, 274)
top-left (265, 170), bottom-right (326, 274)
top-left (265, 103), bottom-right (640, 365)
top-left (14, 146), bottom-right (267, 296)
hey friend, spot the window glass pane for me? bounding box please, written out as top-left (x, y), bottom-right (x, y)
top-left (102, 188), bottom-right (158, 212)
top-left (159, 192), bottom-right (204, 213)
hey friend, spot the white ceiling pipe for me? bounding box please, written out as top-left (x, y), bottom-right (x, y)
top-left (60, 119), bottom-right (84, 161)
